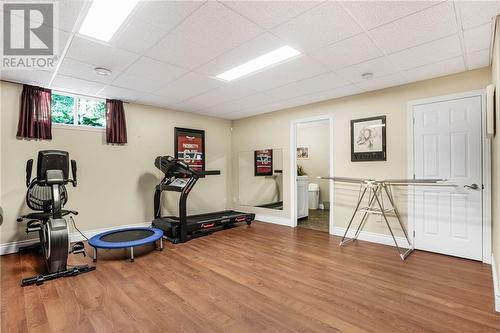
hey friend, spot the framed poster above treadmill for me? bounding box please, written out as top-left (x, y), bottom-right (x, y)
top-left (174, 127), bottom-right (205, 174)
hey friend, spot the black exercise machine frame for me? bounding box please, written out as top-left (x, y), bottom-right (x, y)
top-left (18, 150), bottom-right (95, 286)
top-left (153, 156), bottom-right (254, 243)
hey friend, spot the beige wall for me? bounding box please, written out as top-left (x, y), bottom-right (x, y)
top-left (491, 18), bottom-right (500, 292)
top-left (232, 68), bottom-right (491, 238)
top-left (297, 121), bottom-right (329, 206)
top-left (0, 81), bottom-right (233, 244)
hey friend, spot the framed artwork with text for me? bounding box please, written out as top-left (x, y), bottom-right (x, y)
top-left (175, 127), bottom-right (205, 173)
top-left (351, 116), bottom-right (386, 162)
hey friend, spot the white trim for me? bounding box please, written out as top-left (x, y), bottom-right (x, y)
top-left (0, 222), bottom-right (150, 256)
top-left (290, 115), bottom-right (334, 232)
top-left (53, 90), bottom-right (106, 103)
top-left (53, 123), bottom-right (105, 133)
top-left (255, 214), bottom-right (292, 226)
top-left (492, 253), bottom-right (500, 312)
top-left (0, 238), bottom-right (39, 256)
top-left (407, 89), bottom-right (492, 263)
top-left (332, 227), bottom-right (411, 249)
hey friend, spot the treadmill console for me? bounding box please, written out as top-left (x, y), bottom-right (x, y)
top-left (170, 178), bottom-right (188, 188)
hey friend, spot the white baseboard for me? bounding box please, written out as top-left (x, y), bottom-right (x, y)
top-left (0, 222), bottom-right (151, 256)
top-left (0, 238), bottom-right (40, 256)
top-left (332, 226), bottom-right (411, 249)
top-left (492, 253), bottom-right (500, 312)
top-left (255, 214), bottom-right (292, 227)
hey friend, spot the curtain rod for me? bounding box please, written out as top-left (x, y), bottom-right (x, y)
top-left (0, 79), bottom-right (130, 104)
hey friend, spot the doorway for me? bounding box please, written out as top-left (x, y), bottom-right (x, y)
top-left (408, 90), bottom-right (491, 262)
top-left (290, 116), bottom-right (334, 233)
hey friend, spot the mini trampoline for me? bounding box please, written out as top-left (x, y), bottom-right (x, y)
top-left (89, 227), bottom-right (163, 262)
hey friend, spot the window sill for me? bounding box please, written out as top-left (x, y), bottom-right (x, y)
top-left (53, 123), bottom-right (105, 133)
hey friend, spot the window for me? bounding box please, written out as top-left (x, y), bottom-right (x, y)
top-left (51, 92), bottom-right (106, 128)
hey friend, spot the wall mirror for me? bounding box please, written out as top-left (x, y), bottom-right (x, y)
top-left (238, 148), bottom-right (283, 210)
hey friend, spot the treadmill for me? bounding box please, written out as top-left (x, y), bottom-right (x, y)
top-left (152, 156), bottom-right (255, 243)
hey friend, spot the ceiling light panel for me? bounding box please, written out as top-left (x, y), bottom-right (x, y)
top-left (79, 0), bottom-right (140, 42)
top-left (216, 45), bottom-right (301, 81)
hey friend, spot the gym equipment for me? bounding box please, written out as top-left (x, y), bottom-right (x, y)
top-left (89, 227), bottom-right (163, 262)
top-left (17, 150), bottom-right (95, 286)
top-left (152, 156), bottom-right (255, 243)
top-left (318, 177), bottom-right (446, 260)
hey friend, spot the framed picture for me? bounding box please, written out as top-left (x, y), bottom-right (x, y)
top-left (175, 127), bottom-right (205, 173)
top-left (254, 149), bottom-right (273, 176)
top-left (351, 116), bottom-right (386, 162)
top-left (296, 147), bottom-right (309, 159)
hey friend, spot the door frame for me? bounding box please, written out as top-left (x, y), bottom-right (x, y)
top-left (407, 89), bottom-right (491, 263)
top-left (290, 115), bottom-right (334, 233)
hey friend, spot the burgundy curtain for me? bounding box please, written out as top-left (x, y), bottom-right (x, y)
top-left (106, 99), bottom-right (127, 144)
top-left (16, 84), bottom-right (52, 140)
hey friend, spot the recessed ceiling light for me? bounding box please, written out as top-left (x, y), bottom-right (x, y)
top-left (361, 72), bottom-right (374, 80)
top-left (79, 0), bottom-right (140, 42)
top-left (94, 67), bottom-right (112, 76)
top-left (216, 45), bottom-right (301, 82)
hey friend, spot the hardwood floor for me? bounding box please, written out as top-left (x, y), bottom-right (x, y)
top-left (2, 221), bottom-right (499, 332)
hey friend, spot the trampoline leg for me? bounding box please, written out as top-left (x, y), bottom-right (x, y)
top-left (159, 237), bottom-right (163, 251)
top-left (93, 248), bottom-right (97, 262)
top-left (130, 247), bottom-right (134, 262)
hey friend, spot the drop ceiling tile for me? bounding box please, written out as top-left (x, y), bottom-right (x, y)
top-left (173, 85), bottom-right (256, 111)
top-left (276, 83), bottom-right (364, 108)
top-left (172, 1), bottom-right (264, 54)
top-left (56, 0), bottom-right (87, 32)
top-left (51, 75), bottom-right (105, 96)
top-left (368, 1), bottom-right (457, 54)
top-left (1, 69), bottom-right (53, 87)
top-left (111, 18), bottom-right (166, 54)
top-left (97, 85), bottom-right (144, 102)
top-left (266, 72), bottom-right (350, 101)
top-left (235, 56), bottom-right (330, 91)
top-left (112, 57), bottom-right (187, 93)
top-left (58, 58), bottom-right (117, 84)
top-left (223, 84), bottom-right (363, 119)
top-left (133, 1), bottom-right (204, 32)
top-left (10, 0), bottom-right (87, 33)
top-left (464, 23), bottom-right (492, 54)
top-left (136, 94), bottom-right (175, 109)
top-left (201, 92), bottom-right (277, 116)
top-left (467, 49), bottom-right (490, 70)
top-left (146, 28), bottom-right (224, 70)
top-left (154, 72), bottom-right (222, 105)
top-left (403, 56), bottom-right (465, 83)
top-left (195, 33), bottom-right (288, 76)
top-left (271, 1), bottom-right (362, 50)
top-left (336, 56), bottom-right (397, 83)
top-left (67, 36), bottom-right (140, 72)
top-left (309, 33), bottom-right (383, 71)
top-left (387, 34), bottom-right (462, 71)
top-left (456, 1), bottom-right (499, 29)
top-left (356, 73), bottom-right (408, 91)
top-left (171, 99), bottom-right (207, 113)
top-left (222, 1), bottom-right (321, 29)
top-left (341, 1), bottom-right (441, 30)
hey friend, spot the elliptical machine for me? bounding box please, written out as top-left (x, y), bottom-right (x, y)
top-left (17, 150), bottom-right (95, 286)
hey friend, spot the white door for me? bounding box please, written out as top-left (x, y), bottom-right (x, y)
top-left (412, 95), bottom-right (483, 260)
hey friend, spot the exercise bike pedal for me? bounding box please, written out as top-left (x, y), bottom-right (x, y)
top-left (71, 242), bottom-right (86, 256)
top-left (26, 220), bottom-right (42, 233)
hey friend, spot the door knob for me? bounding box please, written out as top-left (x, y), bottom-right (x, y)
top-left (464, 183), bottom-right (479, 190)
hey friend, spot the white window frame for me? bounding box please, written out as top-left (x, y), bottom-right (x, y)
top-left (52, 90), bottom-right (106, 132)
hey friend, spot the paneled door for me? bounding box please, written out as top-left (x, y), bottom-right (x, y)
top-left (412, 95), bottom-right (483, 260)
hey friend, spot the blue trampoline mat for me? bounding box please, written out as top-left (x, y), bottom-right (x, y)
top-left (89, 227), bottom-right (163, 249)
